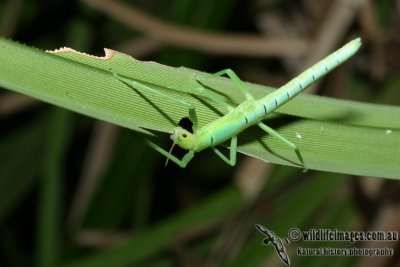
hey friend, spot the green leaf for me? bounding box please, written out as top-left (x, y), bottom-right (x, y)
top-left (0, 37), bottom-right (399, 178)
top-left (225, 172), bottom-right (338, 267)
top-left (0, 118), bottom-right (44, 221)
top-left (37, 108), bottom-right (72, 267)
top-left (62, 186), bottom-right (243, 267)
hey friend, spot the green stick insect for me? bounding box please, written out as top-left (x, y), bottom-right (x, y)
top-left (114, 38), bottom-right (361, 168)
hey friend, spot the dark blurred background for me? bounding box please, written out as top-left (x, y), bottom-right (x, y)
top-left (0, 0), bottom-right (399, 266)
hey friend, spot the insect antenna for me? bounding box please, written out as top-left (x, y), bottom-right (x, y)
top-left (164, 142), bottom-right (176, 167)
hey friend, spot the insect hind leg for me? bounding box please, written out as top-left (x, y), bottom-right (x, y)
top-left (257, 122), bottom-right (307, 170)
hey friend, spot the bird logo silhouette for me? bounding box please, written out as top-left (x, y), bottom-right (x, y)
top-left (255, 224), bottom-right (291, 266)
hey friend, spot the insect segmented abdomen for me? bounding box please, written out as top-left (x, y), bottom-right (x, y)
top-left (260, 38), bottom-right (361, 111)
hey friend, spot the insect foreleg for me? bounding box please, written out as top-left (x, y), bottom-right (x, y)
top-left (113, 71), bottom-right (199, 131)
top-left (257, 122), bottom-right (306, 170)
top-left (212, 136), bottom-right (237, 166)
top-left (145, 139), bottom-right (195, 168)
top-left (197, 69), bottom-right (254, 100)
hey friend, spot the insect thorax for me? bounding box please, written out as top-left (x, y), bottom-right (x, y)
top-left (194, 100), bottom-right (265, 151)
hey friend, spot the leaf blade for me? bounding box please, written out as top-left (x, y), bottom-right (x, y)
top-left (0, 38), bottom-right (399, 178)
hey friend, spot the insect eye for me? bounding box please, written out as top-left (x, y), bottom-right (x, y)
top-left (182, 133), bottom-right (187, 138)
